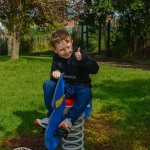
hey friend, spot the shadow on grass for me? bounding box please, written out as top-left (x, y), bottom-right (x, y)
top-left (91, 78), bottom-right (150, 149)
top-left (0, 56), bottom-right (10, 62)
top-left (93, 78), bottom-right (150, 100)
top-left (13, 110), bottom-right (46, 134)
top-left (0, 125), bottom-right (5, 131)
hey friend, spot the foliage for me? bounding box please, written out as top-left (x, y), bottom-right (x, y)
top-left (79, 0), bottom-right (114, 26)
top-left (0, 0), bottom-right (66, 34)
top-left (79, 0), bottom-right (150, 58)
top-left (0, 0), bottom-right (67, 60)
top-left (20, 33), bottom-right (51, 54)
top-left (20, 25), bottom-right (63, 54)
top-left (113, 0), bottom-right (150, 56)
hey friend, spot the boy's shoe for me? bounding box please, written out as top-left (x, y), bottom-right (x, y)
top-left (53, 118), bottom-right (72, 138)
top-left (34, 118), bottom-right (49, 129)
top-left (58, 118), bottom-right (72, 132)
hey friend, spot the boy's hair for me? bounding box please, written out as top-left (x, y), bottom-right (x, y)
top-left (50, 30), bottom-right (72, 49)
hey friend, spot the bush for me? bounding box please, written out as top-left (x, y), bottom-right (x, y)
top-left (20, 34), bottom-right (51, 54)
top-left (0, 42), bottom-right (7, 55)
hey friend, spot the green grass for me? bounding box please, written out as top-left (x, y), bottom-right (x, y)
top-left (87, 65), bottom-right (150, 150)
top-left (0, 56), bottom-right (51, 141)
top-left (0, 56), bottom-right (150, 150)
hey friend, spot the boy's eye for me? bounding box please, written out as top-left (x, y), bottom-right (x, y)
top-left (59, 49), bottom-right (65, 51)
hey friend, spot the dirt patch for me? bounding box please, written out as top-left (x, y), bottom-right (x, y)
top-left (1, 133), bottom-right (47, 150)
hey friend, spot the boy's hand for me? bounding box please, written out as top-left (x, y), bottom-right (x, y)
top-left (52, 70), bottom-right (61, 79)
top-left (75, 47), bottom-right (82, 61)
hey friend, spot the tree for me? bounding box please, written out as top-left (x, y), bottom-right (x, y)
top-left (80, 0), bottom-right (150, 57)
top-left (0, 0), bottom-right (67, 60)
top-left (112, 0), bottom-right (150, 55)
top-left (79, 0), bottom-right (114, 55)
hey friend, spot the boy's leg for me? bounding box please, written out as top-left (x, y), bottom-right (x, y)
top-left (43, 80), bottom-right (57, 117)
top-left (35, 80), bottom-right (56, 128)
top-left (60, 86), bottom-right (92, 131)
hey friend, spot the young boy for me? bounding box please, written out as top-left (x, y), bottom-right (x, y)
top-left (35, 29), bottom-right (99, 132)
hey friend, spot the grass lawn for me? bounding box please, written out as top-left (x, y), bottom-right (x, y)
top-left (0, 56), bottom-right (150, 150)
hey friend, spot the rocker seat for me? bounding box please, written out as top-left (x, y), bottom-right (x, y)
top-left (65, 98), bottom-right (92, 119)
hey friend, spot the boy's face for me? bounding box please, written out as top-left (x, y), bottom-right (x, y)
top-left (54, 40), bottom-right (73, 59)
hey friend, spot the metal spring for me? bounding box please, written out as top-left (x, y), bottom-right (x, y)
top-left (62, 113), bottom-right (85, 150)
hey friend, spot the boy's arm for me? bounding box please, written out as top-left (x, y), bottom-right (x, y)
top-left (50, 56), bottom-right (61, 80)
top-left (79, 51), bottom-right (99, 74)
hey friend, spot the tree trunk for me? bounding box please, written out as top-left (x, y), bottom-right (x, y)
top-left (146, 32), bottom-right (150, 47)
top-left (7, 31), bottom-right (20, 60)
top-left (81, 25), bottom-right (84, 49)
top-left (133, 34), bottom-right (138, 53)
top-left (103, 23), bottom-right (107, 51)
top-left (106, 20), bottom-right (111, 57)
top-left (7, 33), bottom-right (13, 56)
top-left (86, 25), bottom-right (89, 50)
top-left (98, 23), bottom-right (101, 54)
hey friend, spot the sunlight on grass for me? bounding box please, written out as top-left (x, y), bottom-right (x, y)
top-left (0, 56), bottom-right (150, 150)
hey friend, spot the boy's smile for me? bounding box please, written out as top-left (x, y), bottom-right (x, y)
top-left (54, 40), bottom-right (73, 59)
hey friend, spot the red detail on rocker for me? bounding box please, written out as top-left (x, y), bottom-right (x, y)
top-left (65, 98), bottom-right (75, 107)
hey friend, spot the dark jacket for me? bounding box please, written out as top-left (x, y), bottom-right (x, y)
top-left (50, 47), bottom-right (99, 88)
